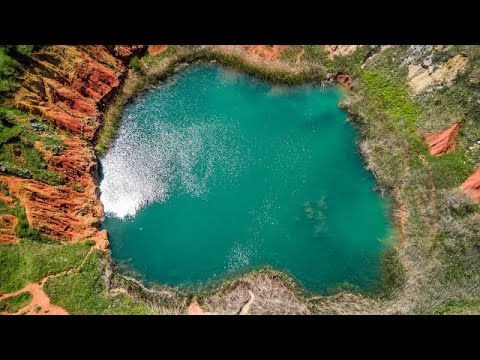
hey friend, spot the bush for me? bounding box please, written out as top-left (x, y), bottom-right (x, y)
top-left (0, 291), bottom-right (32, 313)
top-left (128, 56), bottom-right (141, 72)
top-left (0, 48), bottom-right (18, 98)
top-left (84, 239), bottom-right (96, 247)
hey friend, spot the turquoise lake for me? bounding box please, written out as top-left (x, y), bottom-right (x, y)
top-left (100, 64), bottom-right (392, 293)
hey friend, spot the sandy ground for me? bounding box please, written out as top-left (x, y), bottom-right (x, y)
top-left (187, 299), bottom-right (205, 315)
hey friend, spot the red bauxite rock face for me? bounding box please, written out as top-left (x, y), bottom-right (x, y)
top-left (425, 122), bottom-right (461, 156)
top-left (45, 137), bottom-right (99, 191)
top-left (335, 73), bottom-right (352, 90)
top-left (110, 45), bottom-right (145, 64)
top-left (0, 214), bottom-right (18, 243)
top-left (3, 45), bottom-right (144, 247)
top-left (0, 175), bottom-right (103, 241)
top-left (12, 45), bottom-right (131, 140)
top-left (460, 168), bottom-right (480, 203)
top-left (147, 45), bottom-right (168, 56)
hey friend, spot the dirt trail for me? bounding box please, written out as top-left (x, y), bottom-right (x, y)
top-left (239, 290), bottom-right (255, 315)
top-left (187, 299), bottom-right (205, 315)
top-left (188, 290), bottom-right (256, 315)
top-left (0, 247), bottom-right (94, 315)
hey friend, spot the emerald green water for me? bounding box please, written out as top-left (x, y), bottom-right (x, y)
top-left (100, 64), bottom-right (392, 293)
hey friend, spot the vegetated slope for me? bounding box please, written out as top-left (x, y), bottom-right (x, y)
top-left (1, 45), bottom-right (480, 315)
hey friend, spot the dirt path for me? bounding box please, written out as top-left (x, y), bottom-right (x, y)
top-left (187, 290), bottom-right (256, 315)
top-left (0, 246), bottom-right (94, 316)
top-left (187, 299), bottom-right (205, 315)
top-left (239, 290), bottom-right (255, 314)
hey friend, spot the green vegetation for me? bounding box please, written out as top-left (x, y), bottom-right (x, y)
top-left (0, 46), bottom-right (34, 100)
top-left (72, 184), bottom-right (84, 193)
top-left (0, 200), bottom-right (52, 243)
top-left (437, 299), bottom-right (480, 315)
top-left (128, 56), bottom-right (141, 71)
top-left (429, 151), bottom-right (474, 189)
top-left (280, 45), bottom-right (303, 63)
top-left (0, 239), bottom-right (91, 293)
top-left (0, 106), bottom-right (63, 185)
top-left (0, 291), bottom-right (31, 313)
top-left (359, 70), bottom-right (421, 126)
top-left (140, 46), bottom-right (178, 68)
top-left (380, 247), bottom-right (406, 299)
top-left (44, 250), bottom-right (150, 314)
top-left (0, 48), bottom-right (18, 99)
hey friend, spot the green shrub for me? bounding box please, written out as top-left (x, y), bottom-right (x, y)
top-left (381, 247), bottom-right (406, 299)
top-left (129, 56), bottom-right (141, 72)
top-left (0, 48), bottom-right (18, 98)
top-left (0, 291), bottom-right (32, 313)
top-left (84, 239), bottom-right (96, 247)
top-left (72, 184), bottom-right (85, 193)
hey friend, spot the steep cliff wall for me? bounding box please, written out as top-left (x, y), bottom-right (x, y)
top-left (1, 45), bottom-right (143, 247)
top-left (11, 46), bottom-right (131, 139)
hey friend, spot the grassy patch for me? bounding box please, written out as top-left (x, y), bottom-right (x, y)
top-left (0, 291), bottom-right (31, 313)
top-left (436, 299), bottom-right (480, 315)
top-left (141, 45), bottom-right (178, 67)
top-left (44, 250), bottom-right (150, 314)
top-left (0, 106), bottom-right (63, 185)
top-left (429, 151), bottom-right (474, 189)
top-left (280, 45), bottom-right (304, 63)
top-left (0, 48), bottom-right (18, 100)
top-left (0, 239), bottom-right (91, 293)
top-left (380, 247), bottom-right (406, 299)
top-left (359, 70), bottom-right (421, 128)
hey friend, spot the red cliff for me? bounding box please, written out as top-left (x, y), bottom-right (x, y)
top-left (460, 168), bottom-right (480, 203)
top-left (424, 122), bottom-right (461, 156)
top-left (1, 45), bottom-right (143, 247)
top-left (12, 45), bottom-right (130, 140)
top-left (147, 45), bottom-right (168, 56)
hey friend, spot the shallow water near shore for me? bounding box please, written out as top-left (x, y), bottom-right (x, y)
top-left (100, 64), bottom-right (392, 293)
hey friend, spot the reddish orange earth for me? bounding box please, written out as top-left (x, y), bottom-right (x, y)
top-left (335, 73), bottom-right (353, 90)
top-left (460, 167), bottom-right (480, 203)
top-left (425, 122), bottom-right (461, 156)
top-left (245, 45), bottom-right (285, 61)
top-left (0, 282), bottom-right (68, 315)
top-left (147, 45), bottom-right (168, 56)
top-left (187, 299), bottom-right (205, 315)
top-left (0, 214), bottom-right (18, 243)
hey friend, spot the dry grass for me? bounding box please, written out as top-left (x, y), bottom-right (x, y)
top-left (309, 292), bottom-right (383, 315)
top-left (201, 269), bottom-right (311, 315)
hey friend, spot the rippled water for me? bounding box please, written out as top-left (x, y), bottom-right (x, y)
top-left (100, 64), bottom-right (392, 293)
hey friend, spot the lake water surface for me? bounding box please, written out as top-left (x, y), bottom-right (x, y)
top-left (100, 64), bottom-right (392, 293)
